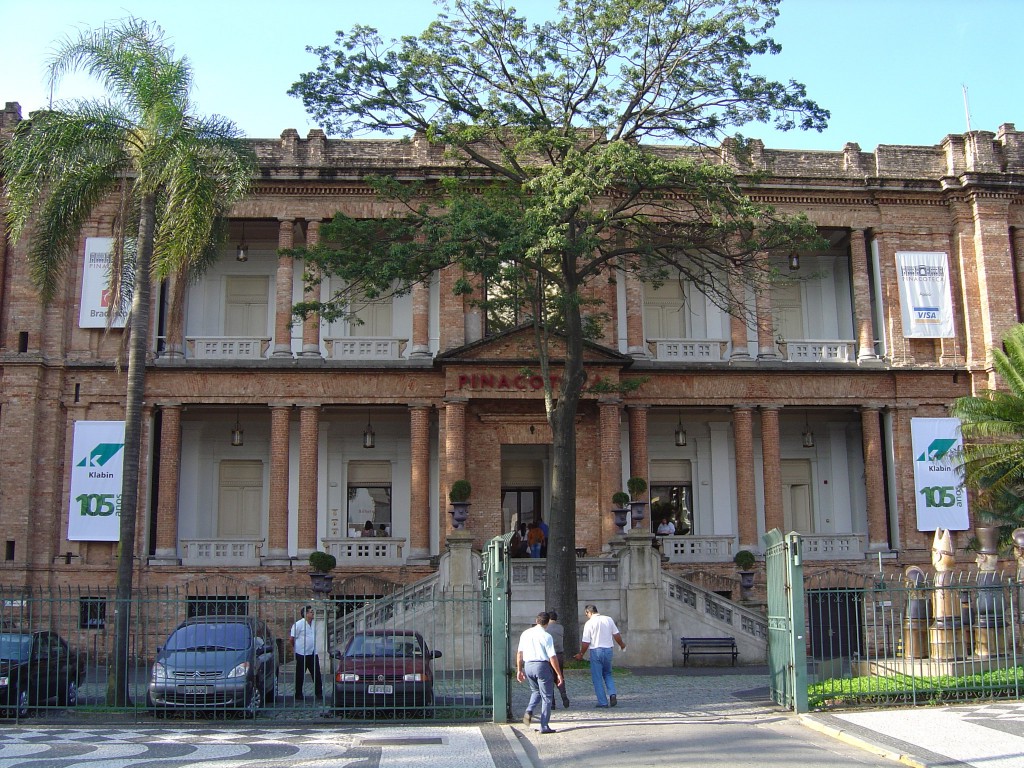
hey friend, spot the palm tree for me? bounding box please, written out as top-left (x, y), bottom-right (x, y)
top-left (2, 18), bottom-right (253, 704)
top-left (951, 324), bottom-right (1024, 538)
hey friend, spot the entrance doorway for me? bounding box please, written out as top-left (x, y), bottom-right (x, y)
top-left (501, 489), bottom-right (541, 533)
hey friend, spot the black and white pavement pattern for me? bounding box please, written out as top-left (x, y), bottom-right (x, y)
top-left (0, 725), bottom-right (514, 768)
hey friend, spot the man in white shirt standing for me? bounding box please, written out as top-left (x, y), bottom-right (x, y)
top-left (289, 605), bottom-right (323, 700)
top-left (516, 611), bottom-right (563, 734)
top-left (574, 603), bottom-right (626, 708)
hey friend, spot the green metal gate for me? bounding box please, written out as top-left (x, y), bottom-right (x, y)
top-left (482, 533), bottom-right (513, 722)
top-left (763, 528), bottom-right (808, 713)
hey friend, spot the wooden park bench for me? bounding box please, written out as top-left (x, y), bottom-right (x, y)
top-left (680, 636), bottom-right (738, 666)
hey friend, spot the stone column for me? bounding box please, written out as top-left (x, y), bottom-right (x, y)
top-left (755, 285), bottom-right (778, 359)
top-left (624, 270), bottom-right (647, 358)
top-left (874, 231), bottom-right (914, 365)
top-left (300, 220), bottom-right (322, 357)
top-left (627, 405), bottom-right (649, 489)
top-left (409, 404), bottom-right (432, 559)
top-left (620, 530), bottom-right (671, 667)
top-left (599, 397), bottom-right (623, 551)
top-left (151, 403), bottom-right (182, 564)
top-left (760, 406), bottom-right (784, 535)
top-left (443, 397), bottom-right (467, 539)
top-left (298, 405), bottom-right (320, 556)
top-left (728, 271), bottom-right (751, 361)
top-left (861, 406), bottom-right (889, 551)
top-left (733, 406), bottom-right (757, 549)
top-left (850, 229), bottom-right (879, 362)
top-left (162, 275), bottom-right (185, 359)
top-left (273, 219), bottom-right (295, 357)
top-left (410, 281), bottom-right (431, 358)
top-left (264, 404), bottom-right (291, 563)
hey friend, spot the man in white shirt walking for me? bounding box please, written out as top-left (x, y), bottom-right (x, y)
top-left (516, 611), bottom-right (563, 734)
top-left (289, 605), bottom-right (323, 700)
top-left (574, 603), bottom-right (626, 708)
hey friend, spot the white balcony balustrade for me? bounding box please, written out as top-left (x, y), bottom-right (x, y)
top-left (321, 536), bottom-right (406, 565)
top-left (781, 339), bottom-right (854, 363)
top-left (659, 535), bottom-right (737, 563)
top-left (649, 339), bottom-right (726, 362)
top-left (325, 337), bottom-right (405, 360)
top-left (180, 538), bottom-right (264, 566)
top-left (186, 337), bottom-right (271, 359)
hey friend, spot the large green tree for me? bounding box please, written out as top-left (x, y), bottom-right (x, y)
top-left (2, 18), bottom-right (253, 703)
top-left (289, 0), bottom-right (827, 650)
top-left (952, 324), bottom-right (1024, 534)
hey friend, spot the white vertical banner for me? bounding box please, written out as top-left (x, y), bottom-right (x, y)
top-left (67, 421), bottom-right (125, 541)
top-left (911, 417), bottom-right (969, 531)
top-left (78, 237), bottom-right (127, 328)
top-left (896, 251), bottom-right (955, 338)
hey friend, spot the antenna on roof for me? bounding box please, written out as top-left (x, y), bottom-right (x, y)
top-left (962, 84), bottom-right (972, 133)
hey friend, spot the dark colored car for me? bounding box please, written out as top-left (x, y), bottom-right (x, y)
top-left (331, 630), bottom-right (441, 716)
top-left (146, 616), bottom-right (278, 717)
top-left (0, 631), bottom-right (83, 718)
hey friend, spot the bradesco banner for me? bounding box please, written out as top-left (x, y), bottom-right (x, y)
top-left (911, 417), bottom-right (969, 531)
top-left (79, 237), bottom-right (127, 329)
top-left (68, 421), bottom-right (125, 541)
top-left (895, 251), bottom-right (954, 338)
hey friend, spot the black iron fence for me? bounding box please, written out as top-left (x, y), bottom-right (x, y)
top-left (0, 580), bottom-right (492, 723)
top-left (804, 569), bottom-right (1024, 709)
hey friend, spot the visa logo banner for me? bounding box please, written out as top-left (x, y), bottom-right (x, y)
top-left (896, 252), bottom-right (954, 338)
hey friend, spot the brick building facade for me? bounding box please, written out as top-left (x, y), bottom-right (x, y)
top-left (3, 99), bottom-right (1022, 593)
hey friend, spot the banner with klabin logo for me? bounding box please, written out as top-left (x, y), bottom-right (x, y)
top-left (68, 421), bottom-right (125, 541)
top-left (911, 417), bottom-right (969, 531)
top-left (896, 251), bottom-right (954, 338)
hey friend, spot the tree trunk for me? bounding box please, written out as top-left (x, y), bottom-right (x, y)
top-left (545, 273), bottom-right (588, 654)
top-left (108, 192), bottom-right (155, 706)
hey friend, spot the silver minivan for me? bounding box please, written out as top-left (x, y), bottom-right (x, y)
top-left (146, 616), bottom-right (278, 717)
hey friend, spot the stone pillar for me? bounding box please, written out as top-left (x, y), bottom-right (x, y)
top-left (619, 531), bottom-right (671, 667)
top-left (624, 270), bottom-right (647, 357)
top-left (850, 229), bottom-right (879, 362)
top-left (728, 271), bottom-right (751, 360)
top-left (300, 220), bottom-right (322, 357)
top-left (273, 219), bottom-right (295, 357)
top-left (874, 231), bottom-right (914, 365)
top-left (265, 404), bottom-right (291, 562)
top-left (162, 275), bottom-right (184, 359)
top-left (599, 398), bottom-right (623, 551)
top-left (733, 406), bottom-right (757, 549)
top-left (627, 405), bottom-right (649, 491)
top-left (760, 406), bottom-right (784, 535)
top-left (298, 405), bottom-right (320, 556)
top-left (409, 404), bottom-right (432, 559)
top-left (151, 404), bottom-right (182, 564)
top-left (1013, 227), bottom-right (1024, 323)
top-left (861, 406), bottom-right (889, 551)
top-left (755, 286), bottom-right (778, 359)
top-left (443, 397), bottom-right (467, 539)
top-left (410, 281), bottom-right (431, 358)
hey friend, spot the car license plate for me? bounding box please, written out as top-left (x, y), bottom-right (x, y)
top-left (181, 685), bottom-right (210, 695)
top-left (367, 684), bottom-right (393, 694)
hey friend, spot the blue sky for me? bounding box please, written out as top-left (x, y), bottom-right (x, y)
top-left (1, 0), bottom-right (1021, 151)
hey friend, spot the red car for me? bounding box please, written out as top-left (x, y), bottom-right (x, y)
top-left (331, 630), bottom-right (440, 717)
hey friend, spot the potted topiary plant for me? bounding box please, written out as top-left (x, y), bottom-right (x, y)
top-left (449, 479), bottom-right (472, 530)
top-left (308, 550), bottom-right (337, 595)
top-left (611, 491), bottom-right (631, 534)
top-left (626, 476), bottom-right (648, 524)
top-left (734, 549), bottom-right (756, 591)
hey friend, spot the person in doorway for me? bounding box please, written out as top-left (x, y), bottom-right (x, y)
top-left (516, 611), bottom-right (563, 734)
top-left (289, 605), bottom-right (323, 700)
top-left (574, 603), bottom-right (626, 707)
top-left (362, 519), bottom-right (377, 537)
top-left (657, 518), bottom-right (675, 536)
top-left (543, 609), bottom-right (571, 708)
top-left (377, 523), bottom-right (390, 537)
top-left (527, 522), bottom-right (544, 558)
top-left (538, 517), bottom-right (549, 557)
